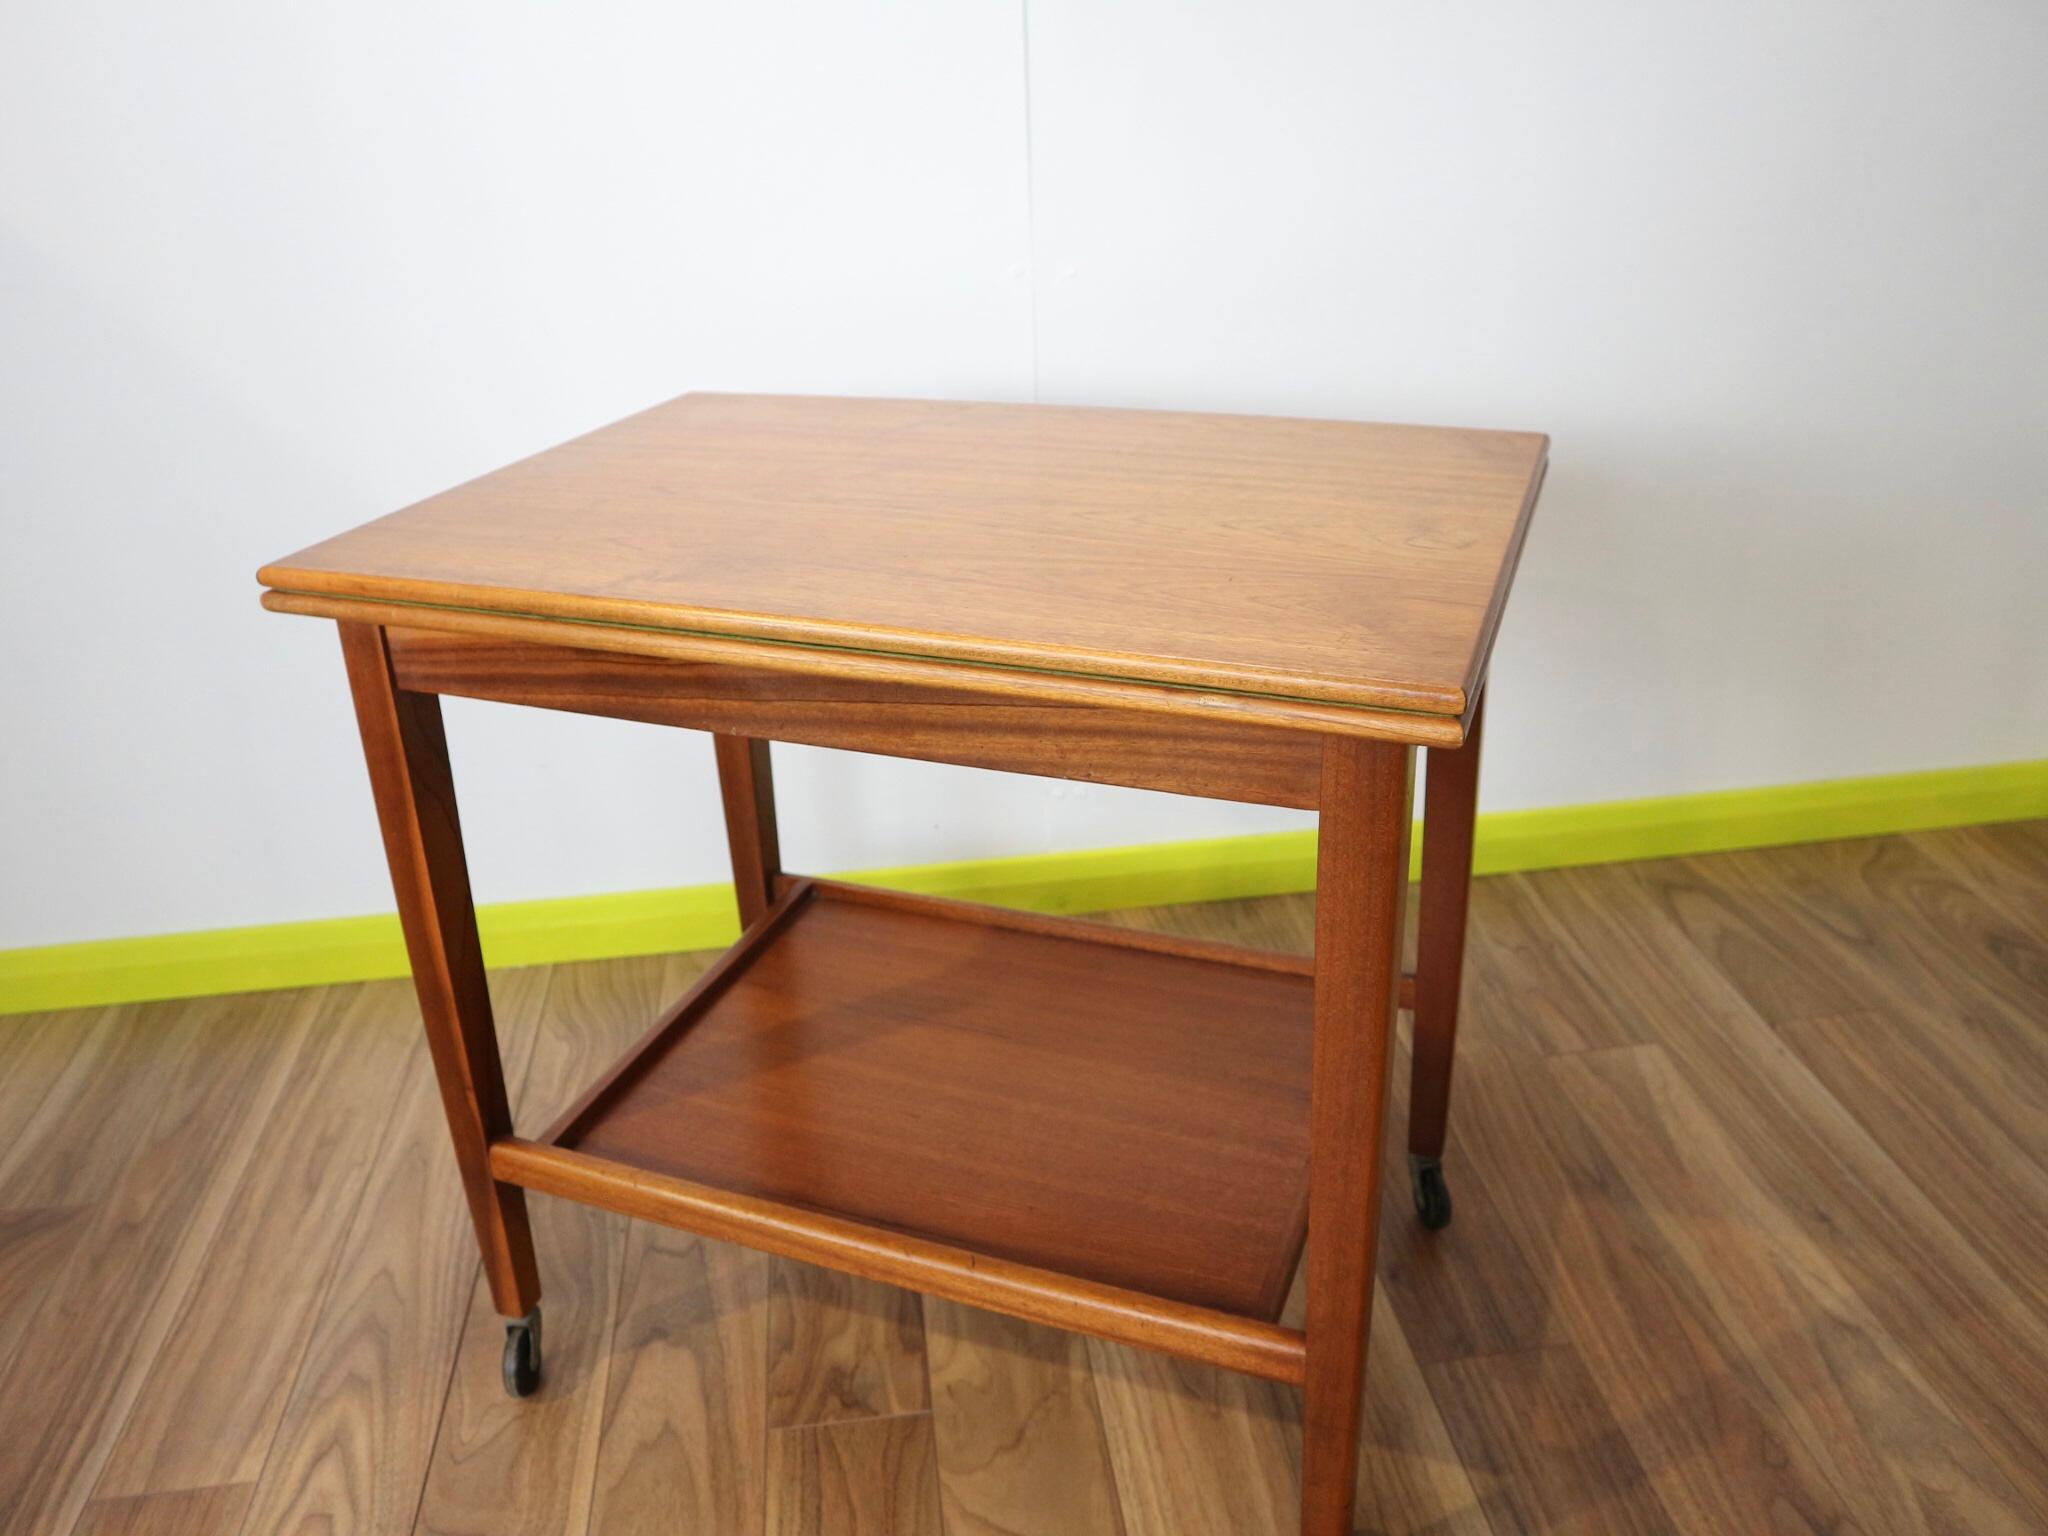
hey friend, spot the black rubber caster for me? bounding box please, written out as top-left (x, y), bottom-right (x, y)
top-left (503, 1308), bottom-right (542, 1398)
top-left (1410, 1155), bottom-right (1453, 1231)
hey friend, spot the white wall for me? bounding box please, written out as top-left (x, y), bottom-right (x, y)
top-left (3, 1), bottom-right (2043, 950)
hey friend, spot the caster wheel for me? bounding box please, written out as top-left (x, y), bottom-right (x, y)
top-left (1410, 1156), bottom-right (1453, 1232)
top-left (503, 1309), bottom-right (542, 1398)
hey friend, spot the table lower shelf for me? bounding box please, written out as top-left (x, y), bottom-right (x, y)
top-left (501, 877), bottom-right (1320, 1358)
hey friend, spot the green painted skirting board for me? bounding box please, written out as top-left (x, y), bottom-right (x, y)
top-left (3, 758), bottom-right (2041, 1018)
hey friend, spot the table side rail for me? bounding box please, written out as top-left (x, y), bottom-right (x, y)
top-left (489, 1135), bottom-right (1309, 1384)
top-left (786, 877), bottom-right (1415, 1004)
top-left (792, 874), bottom-right (1317, 976)
top-left (381, 622), bottom-right (1324, 807)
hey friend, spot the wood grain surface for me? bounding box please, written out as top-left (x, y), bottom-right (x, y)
top-left (229, 968), bottom-right (553, 1536)
top-left (1299, 739), bottom-right (1413, 1536)
top-left (765, 1414), bottom-right (944, 1536)
top-left (341, 621), bottom-right (540, 1319)
top-left (1410, 692), bottom-right (1484, 1159)
top-left (6, 820), bottom-right (2046, 1535)
top-left (715, 734), bottom-right (783, 928)
top-left (554, 880), bottom-right (1318, 1322)
top-left (263, 588), bottom-right (1474, 746)
top-left (384, 624), bottom-right (1327, 806)
top-left (411, 957), bottom-right (666, 1536)
top-left (95, 982), bottom-right (422, 1501)
top-left (925, 1296), bottom-right (1127, 1536)
top-left (72, 1484), bottom-right (255, 1536)
top-left (260, 393), bottom-right (1547, 718)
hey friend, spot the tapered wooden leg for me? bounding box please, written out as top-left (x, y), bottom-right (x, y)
top-left (713, 734), bottom-right (782, 928)
top-left (1409, 691), bottom-right (1484, 1163)
top-left (1302, 738), bottom-right (1415, 1536)
top-left (340, 621), bottom-right (540, 1319)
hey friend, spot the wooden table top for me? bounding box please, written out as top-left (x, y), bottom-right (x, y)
top-left (260, 393), bottom-right (1546, 725)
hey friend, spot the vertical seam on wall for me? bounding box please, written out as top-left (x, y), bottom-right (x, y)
top-left (1019, 0), bottom-right (1041, 402)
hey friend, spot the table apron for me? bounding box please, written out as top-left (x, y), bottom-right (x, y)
top-left (385, 624), bottom-right (1324, 809)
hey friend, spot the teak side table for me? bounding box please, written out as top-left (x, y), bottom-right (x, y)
top-left (260, 393), bottom-right (1547, 1536)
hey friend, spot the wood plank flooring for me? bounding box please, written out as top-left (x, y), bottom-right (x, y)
top-left (2, 821), bottom-right (2044, 1535)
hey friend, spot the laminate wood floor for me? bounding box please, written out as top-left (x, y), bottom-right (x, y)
top-left (3, 821), bottom-right (2044, 1535)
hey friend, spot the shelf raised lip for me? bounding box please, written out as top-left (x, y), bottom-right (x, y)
top-left (488, 1136), bottom-right (1308, 1385)
top-left (504, 876), bottom-right (1333, 1349)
